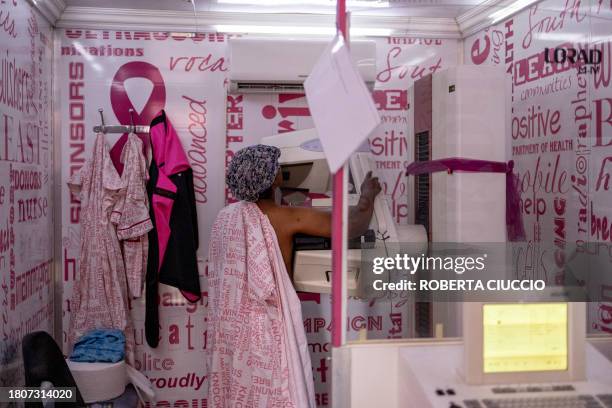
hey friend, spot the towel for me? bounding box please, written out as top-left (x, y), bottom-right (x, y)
top-left (205, 201), bottom-right (315, 408)
top-left (69, 329), bottom-right (126, 363)
top-left (406, 157), bottom-right (526, 241)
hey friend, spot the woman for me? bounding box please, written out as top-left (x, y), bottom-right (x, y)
top-left (205, 144), bottom-right (381, 408)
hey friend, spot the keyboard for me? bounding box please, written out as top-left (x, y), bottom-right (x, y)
top-left (462, 394), bottom-right (612, 408)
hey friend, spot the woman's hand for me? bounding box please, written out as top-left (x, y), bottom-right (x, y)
top-left (360, 171), bottom-right (382, 200)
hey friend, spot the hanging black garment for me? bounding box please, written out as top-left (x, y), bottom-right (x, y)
top-left (145, 111), bottom-right (201, 348)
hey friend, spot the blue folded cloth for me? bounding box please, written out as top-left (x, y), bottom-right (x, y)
top-left (69, 329), bottom-right (125, 363)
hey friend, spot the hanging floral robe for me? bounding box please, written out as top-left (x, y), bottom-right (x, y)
top-left (67, 133), bottom-right (136, 364)
top-left (205, 202), bottom-right (315, 408)
top-left (111, 133), bottom-right (153, 298)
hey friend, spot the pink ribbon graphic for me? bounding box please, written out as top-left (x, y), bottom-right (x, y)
top-left (109, 61), bottom-right (166, 174)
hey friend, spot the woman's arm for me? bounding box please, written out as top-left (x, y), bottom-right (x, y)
top-left (284, 171), bottom-right (382, 238)
top-left (348, 171), bottom-right (382, 237)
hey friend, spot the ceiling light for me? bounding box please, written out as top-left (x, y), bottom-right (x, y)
top-left (536, 32), bottom-right (612, 42)
top-left (214, 24), bottom-right (393, 37)
top-left (488, 0), bottom-right (540, 24)
top-left (170, 32), bottom-right (197, 38)
top-left (217, 0), bottom-right (389, 7)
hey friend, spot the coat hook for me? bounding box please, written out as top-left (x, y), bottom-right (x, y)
top-left (129, 108), bottom-right (136, 133)
top-left (98, 108), bottom-right (106, 133)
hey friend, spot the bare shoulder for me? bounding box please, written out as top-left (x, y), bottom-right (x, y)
top-left (276, 206), bottom-right (332, 237)
top-left (274, 206), bottom-right (327, 220)
top-left (264, 205), bottom-right (301, 225)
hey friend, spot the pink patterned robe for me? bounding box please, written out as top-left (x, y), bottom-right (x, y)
top-left (206, 202), bottom-right (315, 408)
top-left (67, 133), bottom-right (142, 364)
top-left (111, 133), bottom-right (153, 299)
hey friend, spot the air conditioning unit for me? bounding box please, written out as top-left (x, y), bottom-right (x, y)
top-left (228, 38), bottom-right (376, 94)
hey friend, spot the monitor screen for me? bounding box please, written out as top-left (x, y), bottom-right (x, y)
top-left (483, 303), bottom-right (568, 374)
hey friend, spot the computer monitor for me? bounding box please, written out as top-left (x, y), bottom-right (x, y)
top-left (463, 302), bottom-right (586, 385)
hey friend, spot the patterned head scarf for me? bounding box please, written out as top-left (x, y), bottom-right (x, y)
top-left (227, 144), bottom-right (281, 202)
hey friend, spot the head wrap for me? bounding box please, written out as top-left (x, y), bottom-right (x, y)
top-left (227, 144), bottom-right (281, 202)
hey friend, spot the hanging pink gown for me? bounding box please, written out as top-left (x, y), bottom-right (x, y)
top-left (206, 201), bottom-right (316, 408)
top-left (111, 133), bottom-right (153, 299)
top-left (67, 133), bottom-right (136, 364)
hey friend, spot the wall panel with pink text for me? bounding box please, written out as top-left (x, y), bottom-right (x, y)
top-left (464, 0), bottom-right (612, 334)
top-left (0, 0), bottom-right (55, 388)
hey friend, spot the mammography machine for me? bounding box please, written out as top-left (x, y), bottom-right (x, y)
top-left (408, 66), bottom-right (509, 336)
top-left (261, 129), bottom-right (427, 296)
top-left (409, 65), bottom-right (507, 243)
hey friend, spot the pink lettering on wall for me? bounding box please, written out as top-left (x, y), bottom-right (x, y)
top-left (592, 41), bottom-right (610, 90)
top-left (1, 3), bottom-right (54, 387)
top-left (513, 44), bottom-right (579, 86)
top-left (0, 2), bottom-right (17, 39)
top-left (591, 202), bottom-right (612, 242)
top-left (471, 34), bottom-right (491, 65)
top-left (593, 300), bottom-right (612, 333)
top-left (65, 29), bottom-right (227, 43)
top-left (376, 46), bottom-right (442, 83)
top-left (169, 55), bottom-right (228, 72)
top-left (67, 61), bottom-right (84, 224)
top-left (470, 29), bottom-right (506, 65)
top-left (511, 105), bottom-right (561, 139)
top-left (594, 98), bottom-right (612, 148)
top-left (595, 156), bottom-right (612, 192)
top-left (521, 0), bottom-right (587, 50)
top-left (372, 90), bottom-right (408, 111)
top-left (387, 37), bottom-right (443, 46)
top-left (517, 155), bottom-right (569, 222)
top-left (261, 94), bottom-right (310, 133)
top-left (183, 95), bottom-right (209, 204)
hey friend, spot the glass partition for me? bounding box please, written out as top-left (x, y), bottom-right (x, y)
top-left (331, 0), bottom-right (612, 344)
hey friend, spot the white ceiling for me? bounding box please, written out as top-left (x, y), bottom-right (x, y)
top-left (63, 0), bottom-right (482, 18)
top-left (37, 0), bottom-right (529, 39)
top-left (38, 0), bottom-right (611, 43)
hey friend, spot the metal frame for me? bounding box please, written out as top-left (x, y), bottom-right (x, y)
top-left (52, 28), bottom-right (63, 347)
top-left (331, 0), bottom-right (348, 350)
top-left (330, 2), bottom-right (350, 407)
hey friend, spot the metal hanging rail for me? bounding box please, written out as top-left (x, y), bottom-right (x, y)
top-left (92, 108), bottom-right (150, 134)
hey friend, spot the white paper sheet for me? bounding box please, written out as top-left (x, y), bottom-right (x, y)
top-left (304, 35), bottom-right (381, 173)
